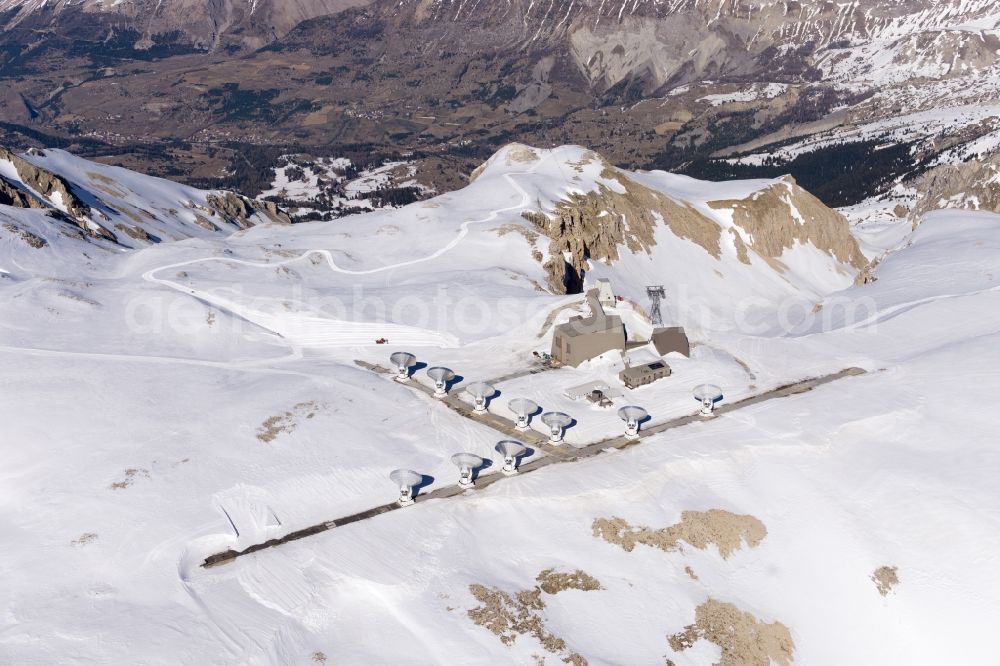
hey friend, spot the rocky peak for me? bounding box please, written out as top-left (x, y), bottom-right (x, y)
top-left (512, 148), bottom-right (865, 294)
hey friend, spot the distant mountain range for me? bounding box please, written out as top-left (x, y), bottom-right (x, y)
top-left (1, 0), bottom-right (998, 216)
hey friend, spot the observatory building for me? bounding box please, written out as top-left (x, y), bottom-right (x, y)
top-left (619, 359), bottom-right (672, 389)
top-left (596, 278), bottom-right (617, 309)
top-left (651, 326), bottom-right (691, 358)
top-left (551, 290), bottom-right (626, 367)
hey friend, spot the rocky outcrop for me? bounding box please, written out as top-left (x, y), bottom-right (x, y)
top-left (0, 176), bottom-right (45, 209)
top-left (205, 192), bottom-right (291, 228)
top-left (0, 145), bottom-right (290, 249)
top-left (521, 153), bottom-right (864, 294)
top-left (910, 155), bottom-right (1000, 223)
top-left (524, 157), bottom-right (723, 292)
top-left (0, 147), bottom-right (115, 241)
top-left (2, 149), bottom-right (91, 219)
top-left (709, 177), bottom-right (868, 271)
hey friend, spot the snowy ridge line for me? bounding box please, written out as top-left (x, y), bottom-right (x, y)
top-left (140, 157), bottom-right (549, 349)
top-left (201, 365), bottom-right (867, 569)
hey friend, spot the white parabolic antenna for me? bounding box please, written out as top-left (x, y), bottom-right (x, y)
top-left (508, 398), bottom-right (539, 430)
top-left (541, 411), bottom-right (572, 443)
top-left (693, 384), bottom-right (723, 416)
top-left (451, 452), bottom-right (484, 488)
top-left (389, 468), bottom-right (423, 506)
top-left (465, 382), bottom-right (496, 413)
top-left (495, 440), bottom-right (527, 474)
top-left (427, 366), bottom-right (455, 398)
top-left (389, 352), bottom-right (417, 380)
top-left (618, 405), bottom-right (648, 439)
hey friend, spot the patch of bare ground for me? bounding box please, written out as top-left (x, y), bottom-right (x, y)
top-left (257, 401), bottom-right (320, 443)
top-left (872, 566), bottom-right (899, 597)
top-left (2, 223), bottom-right (47, 248)
top-left (684, 566), bottom-right (699, 581)
top-left (668, 599), bottom-right (794, 666)
top-left (536, 568), bottom-right (602, 595)
top-left (72, 532), bottom-right (98, 546)
top-left (497, 222), bottom-right (540, 245)
top-left (109, 468), bottom-right (150, 490)
top-left (592, 510), bottom-right (767, 559)
top-left (311, 651), bottom-right (327, 663)
top-left (467, 569), bottom-right (601, 664)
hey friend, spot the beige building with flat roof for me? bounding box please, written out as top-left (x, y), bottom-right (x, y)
top-left (619, 359), bottom-right (672, 389)
top-left (550, 290), bottom-right (626, 367)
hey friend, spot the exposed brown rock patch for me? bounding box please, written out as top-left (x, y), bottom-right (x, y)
top-left (535, 568), bottom-right (602, 595)
top-left (206, 191), bottom-right (291, 228)
top-left (109, 467), bottom-right (150, 490)
top-left (668, 599), bottom-right (794, 666)
top-left (871, 566), bottom-right (899, 597)
top-left (592, 510), bottom-right (767, 559)
top-left (467, 569), bottom-right (600, 664)
top-left (2, 222), bottom-right (47, 248)
top-left (911, 153), bottom-right (1000, 222)
top-left (72, 532), bottom-right (99, 546)
top-left (708, 178), bottom-right (866, 271)
top-left (257, 401), bottom-right (320, 443)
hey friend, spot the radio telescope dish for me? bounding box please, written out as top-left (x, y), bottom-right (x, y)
top-left (389, 469), bottom-right (423, 507)
top-left (464, 382), bottom-right (496, 413)
top-left (617, 405), bottom-right (648, 439)
top-left (693, 384), bottom-right (723, 417)
top-left (495, 440), bottom-right (527, 475)
top-left (540, 411), bottom-right (572, 444)
top-left (507, 398), bottom-right (539, 430)
top-left (451, 452), bottom-right (484, 488)
top-left (427, 366), bottom-right (455, 398)
top-left (389, 352), bottom-right (417, 381)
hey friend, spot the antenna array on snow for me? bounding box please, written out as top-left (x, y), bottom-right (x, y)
top-left (541, 411), bottom-right (572, 444)
top-left (495, 440), bottom-right (527, 475)
top-left (389, 469), bottom-right (423, 507)
top-left (617, 405), bottom-right (648, 439)
top-left (389, 352), bottom-right (417, 381)
top-left (693, 384), bottom-right (723, 417)
top-left (451, 452), bottom-right (484, 488)
top-left (426, 366), bottom-right (455, 398)
top-left (508, 398), bottom-right (539, 430)
top-left (464, 382), bottom-right (496, 413)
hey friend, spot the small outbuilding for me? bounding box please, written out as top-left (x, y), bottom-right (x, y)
top-left (651, 326), bottom-right (690, 358)
top-left (619, 359), bottom-right (672, 389)
top-left (551, 290), bottom-right (626, 367)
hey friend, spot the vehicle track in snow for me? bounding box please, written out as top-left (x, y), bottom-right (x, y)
top-left (140, 156), bottom-right (550, 351)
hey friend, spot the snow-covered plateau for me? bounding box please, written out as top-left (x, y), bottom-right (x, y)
top-left (1, 143), bottom-right (998, 665)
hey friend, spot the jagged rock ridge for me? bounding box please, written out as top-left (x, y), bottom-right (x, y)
top-left (0, 146), bottom-right (290, 247)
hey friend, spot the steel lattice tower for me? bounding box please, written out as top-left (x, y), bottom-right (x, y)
top-left (646, 285), bottom-right (666, 326)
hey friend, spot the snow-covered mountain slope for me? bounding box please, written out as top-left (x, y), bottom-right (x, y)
top-left (1, 144), bottom-right (999, 664)
top-left (0, 146), bottom-right (289, 249)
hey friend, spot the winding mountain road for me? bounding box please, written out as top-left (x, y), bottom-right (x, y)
top-left (140, 158), bottom-right (547, 350)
